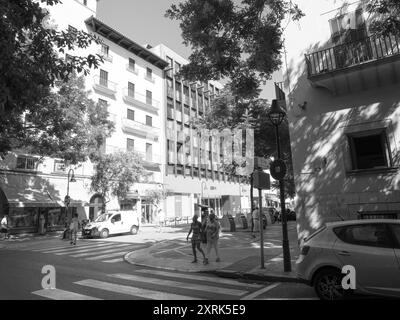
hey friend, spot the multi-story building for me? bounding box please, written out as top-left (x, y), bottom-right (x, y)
top-left (282, 0), bottom-right (400, 240)
top-left (0, 0), bottom-right (168, 232)
top-left (150, 44), bottom-right (251, 219)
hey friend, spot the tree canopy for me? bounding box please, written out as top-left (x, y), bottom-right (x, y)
top-left (366, 0), bottom-right (400, 37)
top-left (0, 0), bottom-right (103, 157)
top-left (90, 151), bottom-right (148, 208)
top-left (166, 0), bottom-right (303, 98)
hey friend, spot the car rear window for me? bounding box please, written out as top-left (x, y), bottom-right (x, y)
top-left (333, 223), bottom-right (393, 248)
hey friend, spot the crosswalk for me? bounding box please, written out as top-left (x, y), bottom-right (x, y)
top-left (32, 268), bottom-right (267, 300)
top-left (13, 240), bottom-right (146, 264)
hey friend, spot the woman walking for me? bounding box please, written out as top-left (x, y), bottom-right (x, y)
top-left (69, 213), bottom-right (80, 245)
top-left (186, 215), bottom-right (206, 263)
top-left (203, 212), bottom-right (221, 265)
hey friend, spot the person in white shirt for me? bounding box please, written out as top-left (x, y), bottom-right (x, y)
top-left (1, 214), bottom-right (10, 240)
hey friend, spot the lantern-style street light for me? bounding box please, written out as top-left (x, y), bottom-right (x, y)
top-left (268, 99), bottom-right (291, 272)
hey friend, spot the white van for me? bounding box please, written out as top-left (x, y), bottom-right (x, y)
top-left (83, 210), bottom-right (140, 238)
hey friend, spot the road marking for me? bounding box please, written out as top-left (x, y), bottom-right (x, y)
top-left (135, 269), bottom-right (262, 289)
top-left (58, 244), bottom-right (132, 256)
top-left (261, 297), bottom-right (319, 300)
top-left (102, 258), bottom-right (124, 263)
top-left (85, 251), bottom-right (130, 260)
top-left (110, 273), bottom-right (248, 297)
top-left (75, 279), bottom-right (202, 300)
top-left (35, 242), bottom-right (112, 253)
top-left (32, 289), bottom-right (102, 300)
top-left (240, 283), bottom-right (281, 300)
top-left (49, 243), bottom-right (124, 254)
top-left (70, 247), bottom-right (132, 258)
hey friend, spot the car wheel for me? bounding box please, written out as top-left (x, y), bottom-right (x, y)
top-left (100, 229), bottom-right (109, 239)
top-left (314, 268), bottom-right (348, 300)
top-left (130, 225), bottom-right (138, 235)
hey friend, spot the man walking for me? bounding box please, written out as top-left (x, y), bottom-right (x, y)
top-left (69, 213), bottom-right (80, 245)
top-left (203, 212), bottom-right (221, 265)
top-left (1, 214), bottom-right (10, 240)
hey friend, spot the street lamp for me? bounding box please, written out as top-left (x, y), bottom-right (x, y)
top-left (268, 99), bottom-right (291, 272)
top-left (65, 169), bottom-right (76, 220)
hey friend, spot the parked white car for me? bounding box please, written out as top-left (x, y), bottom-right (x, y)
top-left (296, 219), bottom-right (400, 300)
top-left (83, 210), bottom-right (140, 239)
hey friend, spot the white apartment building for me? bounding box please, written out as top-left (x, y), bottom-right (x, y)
top-left (0, 0), bottom-right (168, 232)
top-left (282, 0), bottom-right (400, 240)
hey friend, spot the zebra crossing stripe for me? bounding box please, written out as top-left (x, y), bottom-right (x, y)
top-left (134, 269), bottom-right (262, 289)
top-left (32, 289), bottom-right (102, 300)
top-left (240, 283), bottom-right (281, 300)
top-left (75, 279), bottom-right (202, 300)
top-left (102, 258), bottom-right (124, 263)
top-left (56, 244), bottom-right (132, 256)
top-left (70, 247), bottom-right (131, 258)
top-left (109, 273), bottom-right (249, 297)
top-left (85, 251), bottom-right (130, 260)
top-left (34, 242), bottom-right (111, 253)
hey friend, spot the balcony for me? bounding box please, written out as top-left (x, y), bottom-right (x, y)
top-left (93, 76), bottom-right (117, 95)
top-left (305, 34), bottom-right (400, 95)
top-left (138, 152), bottom-right (161, 171)
top-left (121, 118), bottom-right (160, 140)
top-left (122, 89), bottom-right (159, 114)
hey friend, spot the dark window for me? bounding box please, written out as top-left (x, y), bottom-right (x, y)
top-left (174, 62), bottom-right (181, 74)
top-left (146, 67), bottom-right (152, 79)
top-left (128, 58), bottom-right (135, 70)
top-left (16, 156), bottom-right (36, 170)
top-left (112, 214), bottom-right (121, 222)
top-left (348, 130), bottom-right (391, 170)
top-left (329, 9), bottom-right (367, 45)
top-left (167, 99), bottom-right (174, 119)
top-left (128, 82), bottom-right (135, 97)
top-left (127, 138), bottom-right (134, 152)
top-left (101, 44), bottom-right (109, 56)
top-left (390, 224), bottom-right (400, 249)
top-left (334, 224), bottom-right (393, 248)
top-left (83, 0), bottom-right (87, 6)
top-left (146, 115), bottom-right (152, 127)
top-left (175, 82), bottom-right (182, 101)
top-left (127, 109), bottom-right (135, 121)
top-left (100, 69), bottom-right (108, 87)
top-left (146, 90), bottom-right (152, 105)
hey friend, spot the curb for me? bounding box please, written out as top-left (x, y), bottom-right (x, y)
top-left (210, 269), bottom-right (301, 283)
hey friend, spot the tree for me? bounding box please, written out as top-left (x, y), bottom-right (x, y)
top-left (166, 0), bottom-right (303, 98)
top-left (90, 151), bottom-right (148, 212)
top-left (0, 0), bottom-right (103, 156)
top-left (5, 73), bottom-right (114, 164)
top-left (366, 0), bottom-right (400, 37)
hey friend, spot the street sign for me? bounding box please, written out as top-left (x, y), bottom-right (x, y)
top-left (254, 157), bottom-right (270, 170)
top-left (253, 170), bottom-right (270, 190)
top-left (270, 159), bottom-right (287, 180)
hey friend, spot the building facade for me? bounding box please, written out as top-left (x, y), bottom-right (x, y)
top-left (282, 0), bottom-right (400, 240)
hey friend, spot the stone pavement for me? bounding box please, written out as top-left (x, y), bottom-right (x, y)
top-left (125, 221), bottom-right (300, 283)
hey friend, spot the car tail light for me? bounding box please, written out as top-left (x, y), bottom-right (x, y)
top-left (300, 245), bottom-right (310, 255)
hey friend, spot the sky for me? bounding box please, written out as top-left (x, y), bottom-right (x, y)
top-left (96, 0), bottom-right (283, 100)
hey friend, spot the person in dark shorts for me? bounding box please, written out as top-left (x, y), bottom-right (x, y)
top-left (186, 215), bottom-right (206, 263)
top-left (1, 214), bottom-right (10, 240)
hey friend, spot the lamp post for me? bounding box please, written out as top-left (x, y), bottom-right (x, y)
top-left (65, 169), bottom-right (76, 221)
top-left (268, 99), bottom-right (291, 272)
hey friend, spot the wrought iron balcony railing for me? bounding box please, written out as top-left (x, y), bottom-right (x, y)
top-left (306, 34), bottom-right (400, 77)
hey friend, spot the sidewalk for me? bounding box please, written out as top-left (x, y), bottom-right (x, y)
top-left (125, 221), bottom-right (300, 283)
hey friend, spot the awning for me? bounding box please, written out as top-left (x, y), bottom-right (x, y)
top-left (0, 173), bottom-right (89, 208)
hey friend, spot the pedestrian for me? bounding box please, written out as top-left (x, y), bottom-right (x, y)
top-left (200, 209), bottom-right (208, 246)
top-left (156, 208), bottom-right (163, 233)
top-left (69, 213), bottom-right (80, 245)
top-left (186, 215), bottom-right (206, 263)
top-left (1, 213), bottom-right (10, 240)
top-left (38, 211), bottom-right (46, 235)
top-left (203, 212), bottom-right (221, 265)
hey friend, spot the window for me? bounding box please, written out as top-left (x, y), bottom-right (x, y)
top-left (112, 214), bottom-right (121, 222)
top-left (16, 156), bottom-right (37, 170)
top-left (167, 98), bottom-right (174, 119)
top-left (146, 143), bottom-right (152, 162)
top-left (53, 160), bottom-right (65, 172)
top-left (146, 90), bottom-right (152, 105)
top-left (83, 0), bottom-right (87, 5)
top-left (146, 115), bottom-right (152, 127)
top-left (183, 86), bottom-right (189, 104)
top-left (348, 130), bottom-right (392, 170)
top-left (128, 82), bottom-right (135, 97)
top-left (128, 58), bottom-right (136, 71)
top-left (329, 9), bottom-right (366, 45)
top-left (146, 67), bottom-right (153, 79)
top-left (100, 69), bottom-right (108, 87)
top-left (334, 224), bottom-right (393, 248)
top-left (174, 62), bottom-right (181, 74)
top-left (175, 81), bottom-right (182, 101)
top-left (98, 98), bottom-right (108, 107)
top-left (166, 56), bottom-right (173, 77)
top-left (127, 109), bottom-right (135, 121)
top-left (167, 78), bottom-right (174, 97)
top-left (101, 44), bottom-right (109, 56)
top-left (127, 138), bottom-right (134, 152)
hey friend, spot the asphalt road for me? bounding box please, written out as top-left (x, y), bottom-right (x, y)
top-left (0, 236), bottom-right (317, 300)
